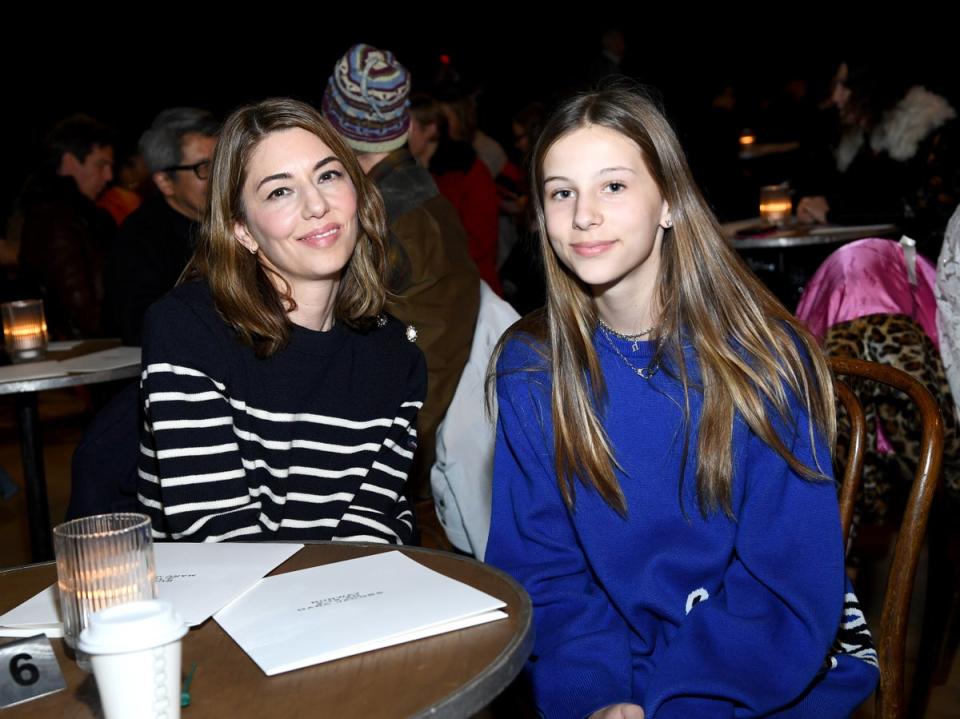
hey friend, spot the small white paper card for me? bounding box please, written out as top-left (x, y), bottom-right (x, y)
top-left (0, 588), bottom-right (61, 639)
top-left (214, 550), bottom-right (507, 676)
top-left (46, 340), bottom-right (84, 351)
top-left (58, 346), bottom-right (141, 373)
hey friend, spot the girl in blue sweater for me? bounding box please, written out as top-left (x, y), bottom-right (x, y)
top-left (486, 88), bottom-right (879, 718)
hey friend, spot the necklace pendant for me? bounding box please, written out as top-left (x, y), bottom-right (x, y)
top-left (631, 340), bottom-right (639, 352)
top-left (635, 367), bottom-right (645, 376)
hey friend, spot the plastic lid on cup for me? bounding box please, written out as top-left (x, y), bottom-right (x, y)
top-left (78, 600), bottom-right (188, 655)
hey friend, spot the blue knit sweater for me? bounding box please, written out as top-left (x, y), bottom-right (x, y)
top-left (487, 331), bottom-right (879, 718)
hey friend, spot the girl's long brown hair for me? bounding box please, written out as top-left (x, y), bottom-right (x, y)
top-left (183, 97), bottom-right (388, 357)
top-left (490, 87), bottom-right (836, 516)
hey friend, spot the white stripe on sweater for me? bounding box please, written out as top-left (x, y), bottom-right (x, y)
top-left (228, 398), bottom-right (394, 430)
top-left (383, 438), bottom-right (413, 460)
top-left (370, 462), bottom-right (406, 480)
top-left (205, 525), bottom-right (263, 542)
top-left (279, 517), bottom-right (341, 529)
top-left (163, 495), bottom-right (257, 516)
top-left (286, 491), bottom-right (355, 505)
top-left (148, 390), bottom-right (226, 403)
top-left (156, 442), bottom-right (239, 459)
top-left (160, 469), bottom-right (246, 487)
top-left (241, 458), bottom-right (369, 480)
top-left (341, 512), bottom-right (401, 541)
top-left (145, 364), bottom-right (405, 431)
top-left (153, 417), bottom-right (234, 430)
top-left (143, 363), bottom-right (227, 391)
top-left (359, 481), bottom-right (400, 500)
top-left (331, 535), bottom-right (392, 544)
top-left (167, 503), bottom-right (263, 539)
top-left (233, 429), bottom-right (379, 454)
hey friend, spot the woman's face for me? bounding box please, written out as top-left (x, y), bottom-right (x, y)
top-left (234, 128), bottom-right (358, 300)
top-left (831, 63), bottom-right (855, 123)
top-left (513, 122), bottom-right (530, 154)
top-left (541, 124), bottom-right (669, 305)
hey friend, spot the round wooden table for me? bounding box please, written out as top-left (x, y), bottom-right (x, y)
top-left (0, 543), bottom-right (533, 718)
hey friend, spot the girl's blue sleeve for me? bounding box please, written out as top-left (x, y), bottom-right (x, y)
top-left (486, 344), bottom-right (634, 719)
top-left (642, 394), bottom-right (879, 718)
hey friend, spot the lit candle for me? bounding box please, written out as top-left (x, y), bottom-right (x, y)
top-left (759, 185), bottom-right (793, 224)
top-left (52, 513), bottom-right (157, 655)
top-left (1, 299), bottom-right (48, 362)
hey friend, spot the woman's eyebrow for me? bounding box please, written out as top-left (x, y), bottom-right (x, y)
top-left (255, 156), bottom-right (340, 191)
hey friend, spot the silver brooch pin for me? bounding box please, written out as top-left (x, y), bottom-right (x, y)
top-left (405, 325), bottom-right (418, 342)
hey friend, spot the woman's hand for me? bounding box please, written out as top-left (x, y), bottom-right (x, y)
top-left (588, 703), bottom-right (645, 719)
top-left (796, 196), bottom-right (830, 224)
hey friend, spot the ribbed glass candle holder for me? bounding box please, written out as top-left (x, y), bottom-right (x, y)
top-left (53, 513), bottom-right (157, 654)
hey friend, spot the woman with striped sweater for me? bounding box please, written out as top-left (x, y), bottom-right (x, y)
top-left (137, 98), bottom-right (426, 544)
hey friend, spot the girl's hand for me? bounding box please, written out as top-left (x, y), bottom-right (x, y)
top-left (588, 703), bottom-right (645, 719)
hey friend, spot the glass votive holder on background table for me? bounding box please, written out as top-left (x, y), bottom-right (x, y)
top-left (1, 299), bottom-right (48, 362)
top-left (759, 184), bottom-right (793, 225)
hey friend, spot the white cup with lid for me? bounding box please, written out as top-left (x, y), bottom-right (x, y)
top-left (78, 599), bottom-right (188, 719)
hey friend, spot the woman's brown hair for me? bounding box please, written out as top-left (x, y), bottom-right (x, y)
top-left (183, 97), bottom-right (388, 357)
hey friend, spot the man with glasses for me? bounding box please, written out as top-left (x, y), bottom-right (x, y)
top-left (111, 107), bottom-right (219, 345)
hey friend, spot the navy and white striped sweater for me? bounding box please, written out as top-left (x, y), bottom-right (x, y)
top-left (137, 281), bottom-right (426, 544)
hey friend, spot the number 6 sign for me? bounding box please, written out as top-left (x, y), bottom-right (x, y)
top-left (0, 635), bottom-right (65, 708)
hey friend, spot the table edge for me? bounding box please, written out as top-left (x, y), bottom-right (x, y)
top-left (1, 544), bottom-right (535, 718)
top-left (0, 365), bottom-right (139, 395)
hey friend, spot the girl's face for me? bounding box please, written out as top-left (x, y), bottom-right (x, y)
top-left (233, 128), bottom-right (358, 301)
top-left (542, 124), bottom-right (669, 305)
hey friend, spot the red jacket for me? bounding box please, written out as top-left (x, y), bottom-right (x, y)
top-left (433, 158), bottom-right (502, 295)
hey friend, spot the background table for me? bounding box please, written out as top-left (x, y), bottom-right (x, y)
top-left (0, 341), bottom-right (139, 561)
top-left (725, 221), bottom-right (898, 251)
top-left (722, 220), bottom-right (899, 307)
top-left (0, 543), bottom-right (534, 718)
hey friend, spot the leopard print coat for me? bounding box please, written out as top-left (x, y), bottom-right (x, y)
top-left (825, 313), bottom-right (960, 524)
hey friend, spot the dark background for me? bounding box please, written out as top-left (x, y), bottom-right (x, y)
top-left (2, 13), bottom-right (955, 222)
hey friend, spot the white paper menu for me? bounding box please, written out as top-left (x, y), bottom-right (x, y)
top-left (153, 541), bottom-right (303, 626)
top-left (0, 542), bottom-right (302, 636)
top-left (214, 550), bottom-right (508, 676)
